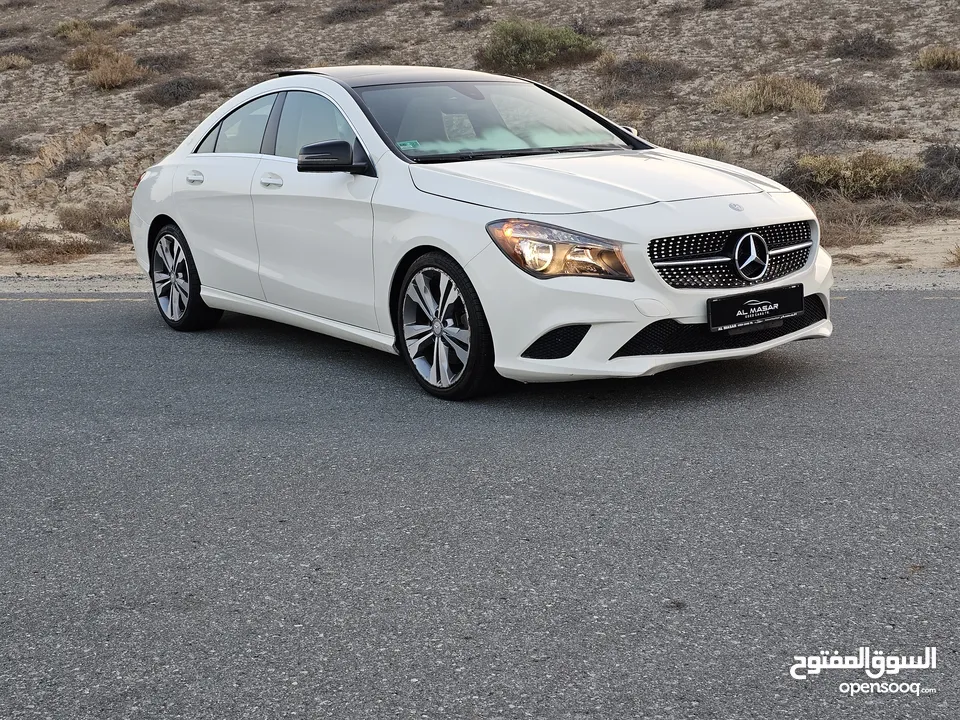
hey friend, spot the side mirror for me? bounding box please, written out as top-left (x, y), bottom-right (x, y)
top-left (298, 140), bottom-right (371, 174)
top-left (620, 125), bottom-right (639, 137)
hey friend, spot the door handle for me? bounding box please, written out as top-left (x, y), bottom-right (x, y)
top-left (260, 173), bottom-right (283, 188)
top-left (185, 171), bottom-right (204, 185)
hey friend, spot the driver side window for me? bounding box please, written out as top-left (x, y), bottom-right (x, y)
top-left (274, 91), bottom-right (357, 159)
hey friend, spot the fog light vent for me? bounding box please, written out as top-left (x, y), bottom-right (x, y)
top-left (521, 325), bottom-right (590, 360)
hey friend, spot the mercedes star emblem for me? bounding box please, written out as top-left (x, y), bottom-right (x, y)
top-left (733, 232), bottom-right (770, 281)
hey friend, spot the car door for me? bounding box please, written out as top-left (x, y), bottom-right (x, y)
top-left (251, 90), bottom-right (378, 330)
top-left (172, 93), bottom-right (279, 300)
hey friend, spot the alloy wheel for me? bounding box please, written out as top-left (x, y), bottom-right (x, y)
top-left (401, 268), bottom-right (472, 388)
top-left (153, 233), bottom-right (191, 322)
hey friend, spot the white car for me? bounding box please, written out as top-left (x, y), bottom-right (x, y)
top-left (131, 65), bottom-right (833, 399)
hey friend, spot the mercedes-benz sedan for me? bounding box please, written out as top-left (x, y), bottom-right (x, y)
top-left (131, 65), bottom-right (833, 399)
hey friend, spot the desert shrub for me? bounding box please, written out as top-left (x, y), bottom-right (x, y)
top-left (0, 0), bottom-right (37, 8)
top-left (136, 50), bottom-right (191, 73)
top-left (776, 151), bottom-right (919, 200)
top-left (0, 124), bottom-right (25, 155)
top-left (914, 144), bottom-right (960, 201)
top-left (598, 52), bottom-right (694, 102)
top-left (793, 117), bottom-right (907, 149)
top-left (0, 23), bottom-right (30, 40)
top-left (0, 40), bottom-right (62, 63)
top-left (0, 216), bottom-right (19, 233)
top-left (344, 40), bottom-right (393, 61)
top-left (87, 52), bottom-right (147, 89)
top-left (0, 53), bottom-right (30, 70)
top-left (702, 0), bottom-right (733, 9)
top-left (137, 0), bottom-right (204, 28)
top-left (443, 0), bottom-right (486, 15)
top-left (680, 138), bottom-right (731, 162)
top-left (451, 14), bottom-right (487, 31)
top-left (264, 2), bottom-right (296, 15)
top-left (475, 20), bottom-right (601, 74)
top-left (18, 236), bottom-right (111, 264)
top-left (252, 45), bottom-right (302, 68)
top-left (136, 75), bottom-right (221, 107)
top-left (828, 31), bottom-right (897, 60)
top-left (65, 43), bottom-right (118, 70)
top-left (105, 0), bottom-right (146, 6)
top-left (0, 228), bottom-right (46, 251)
top-left (323, 0), bottom-right (401, 24)
top-left (58, 201), bottom-right (131, 244)
top-left (47, 154), bottom-right (92, 179)
top-left (916, 45), bottom-right (960, 71)
top-left (717, 74), bottom-right (825, 115)
top-left (825, 81), bottom-right (876, 109)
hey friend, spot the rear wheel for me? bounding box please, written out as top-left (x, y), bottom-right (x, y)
top-left (397, 252), bottom-right (497, 400)
top-left (150, 224), bottom-right (222, 331)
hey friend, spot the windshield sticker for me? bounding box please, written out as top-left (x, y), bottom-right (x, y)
top-left (397, 140), bottom-right (421, 149)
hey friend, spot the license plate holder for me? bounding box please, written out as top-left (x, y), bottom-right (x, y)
top-left (707, 284), bottom-right (804, 332)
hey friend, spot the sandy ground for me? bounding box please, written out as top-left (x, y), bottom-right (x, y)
top-left (2, 236), bottom-right (959, 294)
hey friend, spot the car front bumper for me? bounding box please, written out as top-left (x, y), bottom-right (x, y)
top-left (466, 202), bottom-right (833, 383)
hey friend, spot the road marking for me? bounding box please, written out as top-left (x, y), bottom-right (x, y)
top-left (0, 298), bottom-right (147, 302)
top-left (832, 296), bottom-right (847, 300)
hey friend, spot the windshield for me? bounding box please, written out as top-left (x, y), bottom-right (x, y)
top-left (356, 81), bottom-right (631, 161)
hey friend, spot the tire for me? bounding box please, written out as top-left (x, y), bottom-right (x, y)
top-left (150, 224), bottom-right (223, 331)
top-left (396, 252), bottom-right (498, 400)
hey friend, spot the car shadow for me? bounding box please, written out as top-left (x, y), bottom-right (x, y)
top-left (215, 311), bottom-right (826, 411)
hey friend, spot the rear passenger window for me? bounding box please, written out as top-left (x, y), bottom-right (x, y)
top-left (213, 94), bottom-right (277, 154)
top-left (274, 91), bottom-right (356, 159)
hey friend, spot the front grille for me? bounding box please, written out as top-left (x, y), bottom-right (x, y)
top-left (649, 221), bottom-right (813, 289)
top-left (522, 324), bottom-right (590, 359)
top-left (612, 295), bottom-right (827, 358)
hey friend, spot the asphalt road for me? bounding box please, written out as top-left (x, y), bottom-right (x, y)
top-left (1, 290), bottom-right (958, 719)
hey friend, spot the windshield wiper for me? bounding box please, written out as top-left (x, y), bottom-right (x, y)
top-left (410, 148), bottom-right (561, 163)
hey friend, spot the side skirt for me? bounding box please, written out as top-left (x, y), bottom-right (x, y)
top-left (201, 287), bottom-right (398, 355)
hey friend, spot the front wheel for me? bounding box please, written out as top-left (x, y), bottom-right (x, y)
top-left (397, 252), bottom-right (498, 400)
top-left (150, 224), bottom-right (222, 331)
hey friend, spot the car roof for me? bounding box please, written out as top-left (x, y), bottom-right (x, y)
top-left (278, 65), bottom-right (524, 88)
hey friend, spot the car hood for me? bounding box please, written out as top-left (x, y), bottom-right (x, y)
top-left (409, 148), bottom-right (790, 215)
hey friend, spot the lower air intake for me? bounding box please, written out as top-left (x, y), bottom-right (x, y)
top-left (522, 325), bottom-right (591, 360)
top-left (612, 296), bottom-right (827, 358)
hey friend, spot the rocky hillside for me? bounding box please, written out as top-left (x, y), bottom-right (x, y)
top-left (1, 0), bottom-right (959, 266)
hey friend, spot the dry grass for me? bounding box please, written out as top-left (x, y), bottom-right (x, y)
top-left (825, 81), bottom-right (876, 109)
top-left (702, 0), bottom-right (734, 9)
top-left (828, 31), bottom-right (898, 60)
top-left (58, 201), bottom-right (131, 244)
top-left (475, 20), bottom-right (601, 75)
top-left (680, 138), bottom-right (731, 162)
top-left (597, 51), bottom-right (694, 103)
top-left (136, 75), bottom-right (222, 107)
top-left (65, 43), bottom-right (119, 70)
top-left (87, 52), bottom-right (148, 89)
top-left (915, 144), bottom-right (960, 201)
top-left (52, 19), bottom-right (98, 44)
top-left (0, 23), bottom-right (30, 40)
top-left (0, 0), bottom-right (37, 8)
top-left (916, 45), bottom-right (960, 71)
top-left (0, 53), bottom-right (30, 70)
top-left (777, 151), bottom-right (920, 200)
top-left (0, 227), bottom-right (110, 264)
top-left (0, 217), bottom-right (19, 233)
top-left (947, 244), bottom-right (960, 267)
top-left (717, 74), bottom-right (826, 115)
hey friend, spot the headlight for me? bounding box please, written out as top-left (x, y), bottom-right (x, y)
top-left (486, 220), bottom-right (633, 281)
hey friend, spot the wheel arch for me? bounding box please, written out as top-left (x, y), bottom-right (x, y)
top-left (388, 245), bottom-right (455, 338)
top-left (146, 214), bottom-right (178, 259)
